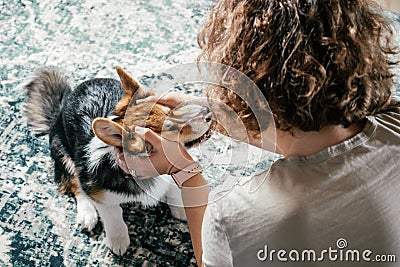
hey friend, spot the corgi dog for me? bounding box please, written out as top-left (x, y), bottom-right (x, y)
top-left (24, 66), bottom-right (212, 255)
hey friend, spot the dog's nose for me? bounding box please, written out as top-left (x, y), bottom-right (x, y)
top-left (201, 107), bottom-right (212, 123)
top-left (205, 112), bottom-right (212, 123)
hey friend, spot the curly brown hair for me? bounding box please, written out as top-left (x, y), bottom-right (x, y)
top-left (198, 0), bottom-right (398, 133)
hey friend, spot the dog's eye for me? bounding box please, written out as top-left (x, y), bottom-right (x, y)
top-left (168, 125), bottom-right (179, 131)
top-left (127, 130), bottom-right (136, 140)
top-left (165, 121), bottom-right (180, 131)
top-left (163, 120), bottom-right (176, 131)
top-left (163, 120), bottom-right (179, 131)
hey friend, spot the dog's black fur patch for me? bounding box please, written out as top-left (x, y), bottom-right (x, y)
top-left (24, 68), bottom-right (155, 197)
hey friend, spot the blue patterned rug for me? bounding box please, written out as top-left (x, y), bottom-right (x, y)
top-left (1, 1), bottom-right (400, 266)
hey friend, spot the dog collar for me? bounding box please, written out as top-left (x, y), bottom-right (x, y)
top-left (171, 162), bottom-right (203, 188)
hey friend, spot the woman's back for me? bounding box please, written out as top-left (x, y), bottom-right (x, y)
top-left (203, 104), bottom-right (400, 266)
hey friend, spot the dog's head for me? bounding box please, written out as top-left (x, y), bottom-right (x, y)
top-left (92, 67), bottom-right (212, 155)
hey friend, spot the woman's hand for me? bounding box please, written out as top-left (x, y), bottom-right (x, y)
top-left (115, 126), bottom-right (195, 179)
top-left (136, 91), bottom-right (208, 109)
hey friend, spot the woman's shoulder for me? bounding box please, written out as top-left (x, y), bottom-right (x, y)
top-left (364, 96), bottom-right (400, 151)
top-left (373, 97), bottom-right (400, 134)
top-left (206, 166), bottom-right (295, 223)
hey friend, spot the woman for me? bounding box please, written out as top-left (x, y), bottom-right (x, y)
top-left (117, 0), bottom-right (400, 266)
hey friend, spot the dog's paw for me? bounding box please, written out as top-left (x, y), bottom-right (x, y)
top-left (169, 205), bottom-right (187, 221)
top-left (76, 200), bottom-right (98, 231)
top-left (105, 225), bottom-right (130, 256)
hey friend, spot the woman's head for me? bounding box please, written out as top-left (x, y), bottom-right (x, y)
top-left (199, 0), bottom-right (397, 133)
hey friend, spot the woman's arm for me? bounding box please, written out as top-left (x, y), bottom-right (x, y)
top-left (181, 174), bottom-right (209, 267)
top-left (116, 126), bottom-right (209, 265)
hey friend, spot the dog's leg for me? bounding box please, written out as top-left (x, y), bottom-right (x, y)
top-left (76, 192), bottom-right (98, 231)
top-left (50, 140), bottom-right (99, 230)
top-left (168, 204), bottom-right (187, 221)
top-left (139, 175), bottom-right (187, 220)
top-left (92, 202), bottom-right (130, 256)
top-left (163, 178), bottom-right (187, 221)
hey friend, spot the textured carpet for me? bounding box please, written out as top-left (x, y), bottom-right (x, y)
top-left (1, 1), bottom-right (400, 266)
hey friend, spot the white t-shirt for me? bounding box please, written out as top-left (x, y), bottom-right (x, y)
top-left (202, 104), bottom-right (400, 267)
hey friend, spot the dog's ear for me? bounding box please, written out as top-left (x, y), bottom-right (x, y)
top-left (114, 66), bottom-right (150, 118)
top-left (92, 118), bottom-right (149, 154)
top-left (116, 66), bottom-right (146, 100)
top-left (92, 118), bottom-right (123, 147)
